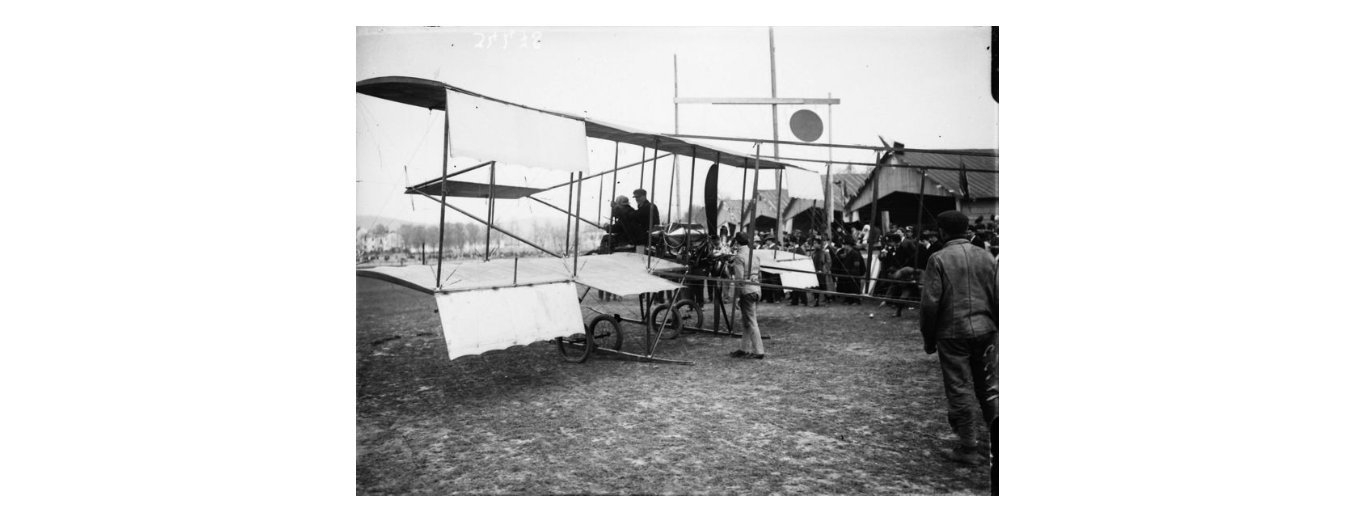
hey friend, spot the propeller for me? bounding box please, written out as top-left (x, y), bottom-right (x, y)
top-left (704, 162), bottom-right (719, 234)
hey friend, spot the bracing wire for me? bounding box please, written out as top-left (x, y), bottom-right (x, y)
top-left (356, 104), bottom-right (386, 175)
top-left (404, 110), bottom-right (437, 166)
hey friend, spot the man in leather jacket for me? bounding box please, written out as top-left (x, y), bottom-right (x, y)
top-left (920, 211), bottom-right (998, 470)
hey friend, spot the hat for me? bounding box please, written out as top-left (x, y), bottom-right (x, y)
top-left (633, 188), bottom-right (648, 196)
top-left (733, 232), bottom-right (750, 245)
top-left (936, 211), bottom-right (969, 235)
top-left (613, 195), bottom-right (630, 204)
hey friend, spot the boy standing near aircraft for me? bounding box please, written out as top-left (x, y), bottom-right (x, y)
top-left (728, 232), bottom-right (765, 360)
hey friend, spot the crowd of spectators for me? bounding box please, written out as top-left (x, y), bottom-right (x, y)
top-left (724, 216), bottom-right (999, 314)
top-left (600, 192), bottom-right (999, 314)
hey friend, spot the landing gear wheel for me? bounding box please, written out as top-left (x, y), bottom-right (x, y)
top-left (672, 299), bottom-right (703, 331)
top-left (648, 303), bottom-right (682, 340)
top-left (587, 314), bottom-right (624, 352)
top-left (556, 333), bottom-right (592, 363)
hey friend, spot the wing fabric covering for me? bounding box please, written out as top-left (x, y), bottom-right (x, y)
top-left (573, 252), bottom-right (684, 296)
top-left (435, 281), bottom-right (585, 360)
top-left (755, 250), bottom-right (819, 289)
top-left (446, 88), bottom-right (590, 173)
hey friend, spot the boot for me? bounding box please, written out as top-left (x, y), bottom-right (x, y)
top-left (942, 445), bottom-right (984, 467)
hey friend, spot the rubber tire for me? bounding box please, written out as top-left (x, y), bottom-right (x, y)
top-left (556, 334), bottom-right (592, 363)
top-left (587, 314), bottom-right (624, 352)
top-left (648, 303), bottom-right (682, 340)
top-left (672, 299), bottom-right (703, 331)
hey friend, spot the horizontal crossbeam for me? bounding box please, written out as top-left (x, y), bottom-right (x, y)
top-left (674, 97), bottom-right (840, 105)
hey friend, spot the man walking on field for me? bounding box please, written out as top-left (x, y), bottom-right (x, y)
top-left (920, 211), bottom-right (998, 470)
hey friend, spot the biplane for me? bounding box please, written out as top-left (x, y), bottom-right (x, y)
top-left (356, 76), bottom-right (824, 365)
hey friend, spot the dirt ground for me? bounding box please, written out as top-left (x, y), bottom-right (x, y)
top-left (357, 277), bottom-right (992, 495)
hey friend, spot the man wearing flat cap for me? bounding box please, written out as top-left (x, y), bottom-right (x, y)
top-left (920, 211), bottom-right (998, 472)
top-left (630, 188), bottom-right (662, 254)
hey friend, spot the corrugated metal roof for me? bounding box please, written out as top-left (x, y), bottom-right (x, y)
top-left (904, 148), bottom-right (1001, 197)
top-left (927, 170), bottom-right (998, 199)
top-left (844, 151), bottom-right (999, 212)
top-left (781, 172), bottom-right (869, 219)
top-left (357, 76), bottom-right (803, 171)
top-left (832, 173), bottom-right (870, 208)
top-left (894, 149), bottom-right (998, 172)
top-left (741, 190), bottom-right (788, 220)
top-left (692, 198), bottom-right (751, 228)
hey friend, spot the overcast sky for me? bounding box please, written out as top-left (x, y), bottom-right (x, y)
top-left (357, 26), bottom-right (997, 228)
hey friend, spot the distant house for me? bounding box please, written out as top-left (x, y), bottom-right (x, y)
top-left (739, 190), bottom-right (785, 232)
top-left (356, 227), bottom-right (404, 253)
top-left (687, 197), bottom-right (766, 232)
top-left (781, 172), bottom-right (870, 233)
top-left (844, 149), bottom-right (998, 232)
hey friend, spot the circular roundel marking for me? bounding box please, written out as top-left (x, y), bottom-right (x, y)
top-left (789, 109), bottom-right (824, 142)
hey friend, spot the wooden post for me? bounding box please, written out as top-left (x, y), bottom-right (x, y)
top-left (564, 171), bottom-right (574, 255)
top-left (609, 143), bottom-right (619, 250)
top-left (768, 27), bottom-right (779, 152)
top-left (822, 162), bottom-right (832, 238)
top-left (825, 91), bottom-right (834, 240)
top-left (650, 139), bottom-right (659, 214)
top-left (865, 156), bottom-right (880, 294)
top-left (713, 281), bottom-right (721, 333)
top-left (740, 166), bottom-right (748, 233)
top-left (749, 143), bottom-right (761, 276)
top-left (573, 171), bottom-right (583, 277)
top-left (776, 171), bottom-right (783, 240)
top-left (611, 143), bottom-right (620, 207)
top-left (647, 140), bottom-right (657, 268)
top-left (643, 292), bottom-right (651, 356)
top-left (435, 106), bottom-right (450, 288)
top-left (688, 146), bottom-right (697, 224)
top-left (674, 54), bottom-right (679, 134)
top-left (915, 166), bottom-right (926, 267)
top-left (769, 27), bottom-right (782, 244)
top-left (667, 155), bottom-right (675, 225)
top-left (485, 161), bottom-right (496, 261)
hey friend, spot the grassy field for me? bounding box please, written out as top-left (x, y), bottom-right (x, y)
top-left (357, 277), bottom-right (992, 495)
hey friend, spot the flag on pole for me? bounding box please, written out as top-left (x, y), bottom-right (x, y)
top-left (958, 156), bottom-right (969, 200)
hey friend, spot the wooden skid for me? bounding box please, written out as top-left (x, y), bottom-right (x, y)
top-left (614, 317), bottom-right (770, 339)
top-left (592, 347), bottom-right (694, 365)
